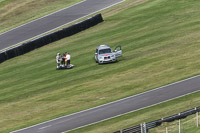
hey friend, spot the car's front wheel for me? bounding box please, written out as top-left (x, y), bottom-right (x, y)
top-left (98, 61), bottom-right (103, 65)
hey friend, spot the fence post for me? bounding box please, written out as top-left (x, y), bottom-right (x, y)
top-left (179, 113), bottom-right (181, 133)
top-left (141, 123), bottom-right (147, 133)
top-left (196, 107), bottom-right (199, 127)
top-left (120, 129), bottom-right (123, 133)
top-left (141, 123), bottom-right (143, 133)
top-left (166, 127), bottom-right (168, 133)
top-left (144, 123), bottom-right (147, 133)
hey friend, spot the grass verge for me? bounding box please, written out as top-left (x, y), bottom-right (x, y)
top-left (67, 91), bottom-right (200, 133)
top-left (0, 0), bottom-right (82, 33)
top-left (0, 0), bottom-right (200, 132)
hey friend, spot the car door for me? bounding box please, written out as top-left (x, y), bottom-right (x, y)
top-left (114, 45), bottom-right (122, 58)
top-left (95, 49), bottom-right (98, 62)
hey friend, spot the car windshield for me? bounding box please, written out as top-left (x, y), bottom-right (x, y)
top-left (99, 48), bottom-right (112, 54)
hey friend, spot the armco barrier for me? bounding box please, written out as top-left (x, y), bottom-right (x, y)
top-left (114, 125), bottom-right (141, 133)
top-left (0, 14), bottom-right (103, 63)
top-left (114, 106), bottom-right (200, 133)
top-left (160, 107), bottom-right (198, 123)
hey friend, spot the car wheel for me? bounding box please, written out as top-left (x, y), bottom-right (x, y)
top-left (98, 61), bottom-right (102, 65)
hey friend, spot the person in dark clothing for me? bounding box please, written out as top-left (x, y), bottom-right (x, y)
top-left (61, 53), bottom-right (66, 66)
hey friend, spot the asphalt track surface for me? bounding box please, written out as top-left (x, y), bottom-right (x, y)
top-left (4, 0), bottom-right (200, 133)
top-left (11, 75), bottom-right (200, 133)
top-left (0, 0), bottom-right (125, 51)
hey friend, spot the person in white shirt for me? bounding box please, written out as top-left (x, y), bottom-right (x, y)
top-left (66, 52), bottom-right (71, 66)
top-left (56, 53), bottom-right (61, 68)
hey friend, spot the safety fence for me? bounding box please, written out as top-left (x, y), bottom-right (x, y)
top-left (114, 106), bottom-right (200, 133)
top-left (0, 14), bottom-right (103, 63)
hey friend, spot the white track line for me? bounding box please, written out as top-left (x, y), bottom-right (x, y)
top-left (39, 125), bottom-right (52, 130)
top-left (1, 0), bottom-right (126, 52)
top-left (10, 74), bottom-right (200, 133)
top-left (0, 0), bottom-right (86, 36)
top-left (64, 90), bottom-right (200, 133)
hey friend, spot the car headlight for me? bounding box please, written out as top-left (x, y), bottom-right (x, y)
top-left (99, 57), bottom-right (103, 59)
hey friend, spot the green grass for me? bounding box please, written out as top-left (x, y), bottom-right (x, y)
top-left (149, 112), bottom-right (200, 133)
top-left (0, 0), bottom-right (82, 33)
top-left (0, 0), bottom-right (200, 132)
top-left (67, 91), bottom-right (200, 133)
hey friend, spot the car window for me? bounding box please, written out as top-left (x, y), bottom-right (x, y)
top-left (99, 48), bottom-right (112, 54)
top-left (115, 46), bottom-right (121, 51)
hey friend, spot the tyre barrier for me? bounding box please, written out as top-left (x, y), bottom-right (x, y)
top-left (0, 14), bottom-right (103, 63)
top-left (114, 106), bottom-right (200, 133)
